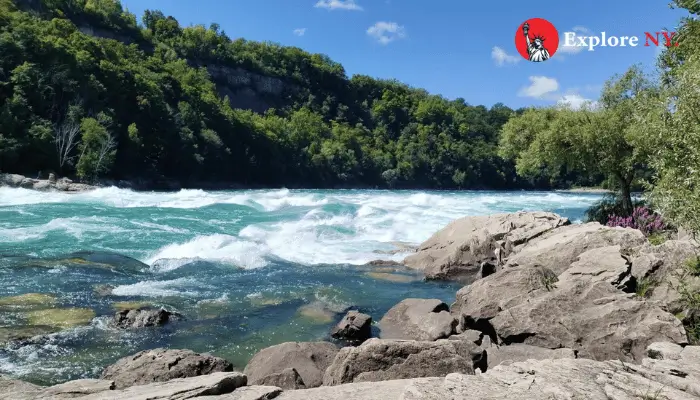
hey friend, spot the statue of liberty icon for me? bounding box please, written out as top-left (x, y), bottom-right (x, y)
top-left (523, 22), bottom-right (550, 62)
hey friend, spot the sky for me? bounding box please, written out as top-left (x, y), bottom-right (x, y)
top-left (119, 0), bottom-right (689, 110)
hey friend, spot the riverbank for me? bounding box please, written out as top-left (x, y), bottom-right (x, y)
top-left (1, 210), bottom-right (698, 399)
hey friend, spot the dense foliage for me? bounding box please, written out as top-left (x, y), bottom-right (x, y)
top-left (0, 0), bottom-right (561, 189)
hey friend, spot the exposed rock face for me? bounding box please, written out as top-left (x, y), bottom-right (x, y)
top-left (378, 299), bottom-right (456, 341)
top-left (330, 311), bottom-right (372, 343)
top-left (453, 245), bottom-right (688, 362)
top-left (484, 344), bottom-right (577, 369)
top-left (243, 342), bottom-right (339, 389)
top-left (504, 222), bottom-right (647, 275)
top-left (101, 348), bottom-right (234, 389)
top-left (403, 212), bottom-right (569, 282)
top-left (113, 308), bottom-right (181, 329)
top-left (322, 338), bottom-right (481, 386)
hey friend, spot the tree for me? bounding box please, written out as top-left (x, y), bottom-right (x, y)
top-left (76, 117), bottom-right (116, 180)
top-left (499, 66), bottom-right (653, 214)
top-left (54, 116), bottom-right (81, 171)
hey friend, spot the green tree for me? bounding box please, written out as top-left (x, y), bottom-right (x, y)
top-left (76, 117), bottom-right (116, 180)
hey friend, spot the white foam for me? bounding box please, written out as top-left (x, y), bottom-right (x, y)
top-left (111, 277), bottom-right (204, 297)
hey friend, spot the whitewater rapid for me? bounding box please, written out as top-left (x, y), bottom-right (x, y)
top-left (0, 186), bottom-right (602, 270)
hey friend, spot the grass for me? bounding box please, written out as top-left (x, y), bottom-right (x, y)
top-left (636, 277), bottom-right (657, 298)
top-left (672, 255), bottom-right (700, 344)
top-left (647, 232), bottom-right (667, 246)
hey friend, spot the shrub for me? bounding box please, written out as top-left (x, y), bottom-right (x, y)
top-left (584, 193), bottom-right (645, 224)
top-left (606, 206), bottom-right (667, 236)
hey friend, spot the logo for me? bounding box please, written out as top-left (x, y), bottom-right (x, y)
top-left (515, 18), bottom-right (560, 62)
top-left (562, 31), bottom-right (679, 51)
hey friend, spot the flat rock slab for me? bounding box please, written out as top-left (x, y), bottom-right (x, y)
top-left (199, 385), bottom-right (283, 400)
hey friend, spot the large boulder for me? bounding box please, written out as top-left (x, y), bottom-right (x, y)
top-left (378, 298), bottom-right (456, 341)
top-left (243, 342), bottom-right (338, 389)
top-left (322, 338), bottom-right (481, 386)
top-left (453, 245), bottom-right (688, 362)
top-left (330, 310), bottom-right (372, 343)
top-left (101, 348), bottom-right (233, 389)
top-left (504, 223), bottom-right (647, 275)
top-left (403, 212), bottom-right (569, 282)
top-left (278, 342), bottom-right (700, 400)
top-left (483, 344), bottom-right (576, 369)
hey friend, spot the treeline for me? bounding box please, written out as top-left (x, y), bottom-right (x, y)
top-left (0, 0), bottom-right (599, 189)
top-left (500, 0), bottom-right (700, 233)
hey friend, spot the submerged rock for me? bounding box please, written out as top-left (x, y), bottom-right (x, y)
top-left (0, 293), bottom-right (57, 311)
top-left (101, 348), bottom-right (234, 389)
top-left (331, 310), bottom-right (372, 343)
top-left (26, 307), bottom-right (95, 329)
top-left (244, 342), bottom-right (339, 389)
top-left (379, 299), bottom-right (456, 341)
top-left (0, 325), bottom-right (57, 346)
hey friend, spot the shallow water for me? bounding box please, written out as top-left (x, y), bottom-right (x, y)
top-left (0, 187), bottom-right (601, 385)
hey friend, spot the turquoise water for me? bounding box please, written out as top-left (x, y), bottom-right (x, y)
top-left (0, 187), bottom-right (601, 385)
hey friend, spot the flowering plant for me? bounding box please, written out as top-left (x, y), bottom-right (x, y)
top-left (606, 206), bottom-right (666, 235)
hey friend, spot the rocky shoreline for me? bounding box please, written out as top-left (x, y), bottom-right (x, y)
top-left (2, 211), bottom-right (700, 399)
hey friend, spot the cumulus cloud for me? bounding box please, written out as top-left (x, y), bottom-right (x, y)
top-left (558, 26), bottom-right (588, 55)
top-left (293, 28), bottom-right (306, 36)
top-left (557, 94), bottom-right (597, 110)
top-left (367, 22), bottom-right (406, 45)
top-left (518, 76), bottom-right (560, 98)
top-left (314, 0), bottom-right (363, 11)
top-left (491, 46), bottom-right (520, 66)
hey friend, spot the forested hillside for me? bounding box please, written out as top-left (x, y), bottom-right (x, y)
top-left (0, 0), bottom-right (595, 189)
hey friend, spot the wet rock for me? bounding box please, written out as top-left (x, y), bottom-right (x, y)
top-left (244, 342), bottom-right (339, 389)
top-left (94, 284), bottom-right (115, 297)
top-left (297, 302), bottom-right (337, 324)
top-left (323, 338), bottom-right (481, 386)
top-left (366, 260), bottom-right (403, 267)
top-left (331, 311), bottom-right (372, 343)
top-left (101, 348), bottom-right (234, 389)
top-left (453, 246), bottom-right (688, 362)
top-left (113, 308), bottom-right (181, 329)
top-left (364, 272), bottom-right (419, 283)
top-left (379, 299), bottom-right (456, 341)
top-left (404, 211), bottom-right (569, 282)
top-left (0, 325), bottom-right (57, 346)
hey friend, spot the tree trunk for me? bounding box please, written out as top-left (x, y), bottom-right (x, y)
top-left (615, 172), bottom-right (634, 216)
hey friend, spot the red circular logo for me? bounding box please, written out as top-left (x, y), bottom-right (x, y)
top-left (515, 18), bottom-right (559, 62)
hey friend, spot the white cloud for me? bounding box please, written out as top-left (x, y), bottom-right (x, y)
top-left (518, 76), bottom-right (559, 98)
top-left (491, 46), bottom-right (520, 66)
top-left (367, 22), bottom-right (406, 45)
top-left (314, 0), bottom-right (363, 11)
top-left (293, 28), bottom-right (307, 36)
top-left (558, 26), bottom-right (588, 55)
top-left (557, 94), bottom-right (597, 110)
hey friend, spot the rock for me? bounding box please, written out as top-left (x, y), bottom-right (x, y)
top-left (297, 302), bottom-right (336, 324)
top-left (0, 293), bottom-right (57, 311)
top-left (504, 222), bottom-right (647, 275)
top-left (403, 212), bottom-right (569, 282)
top-left (244, 342), bottom-right (339, 389)
top-left (453, 246), bottom-right (688, 362)
top-left (379, 299), bottom-right (456, 341)
top-left (94, 284), bottom-right (115, 297)
top-left (77, 371), bottom-right (246, 400)
top-left (40, 378), bottom-right (115, 397)
top-left (364, 271), bottom-right (419, 283)
top-left (484, 344), bottom-right (576, 369)
top-left (26, 307), bottom-right (96, 329)
top-left (0, 325), bottom-right (57, 346)
top-left (200, 385), bottom-right (283, 399)
top-left (366, 260), bottom-right (403, 267)
top-left (331, 311), bottom-right (372, 343)
top-left (48, 172), bottom-right (56, 183)
top-left (628, 239), bottom-right (700, 313)
top-left (0, 376), bottom-right (42, 400)
top-left (284, 343), bottom-right (700, 399)
top-left (322, 338), bottom-right (480, 386)
top-left (646, 341), bottom-right (683, 360)
top-left (113, 308), bottom-right (180, 329)
top-left (101, 348), bottom-right (234, 389)
top-left (447, 329), bottom-right (483, 344)
top-left (255, 367), bottom-right (305, 390)
top-left (0, 173), bottom-right (25, 187)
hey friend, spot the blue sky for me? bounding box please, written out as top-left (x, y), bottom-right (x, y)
top-left (119, 0), bottom-right (688, 109)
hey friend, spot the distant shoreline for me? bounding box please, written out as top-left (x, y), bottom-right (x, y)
top-left (554, 188), bottom-right (612, 194)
